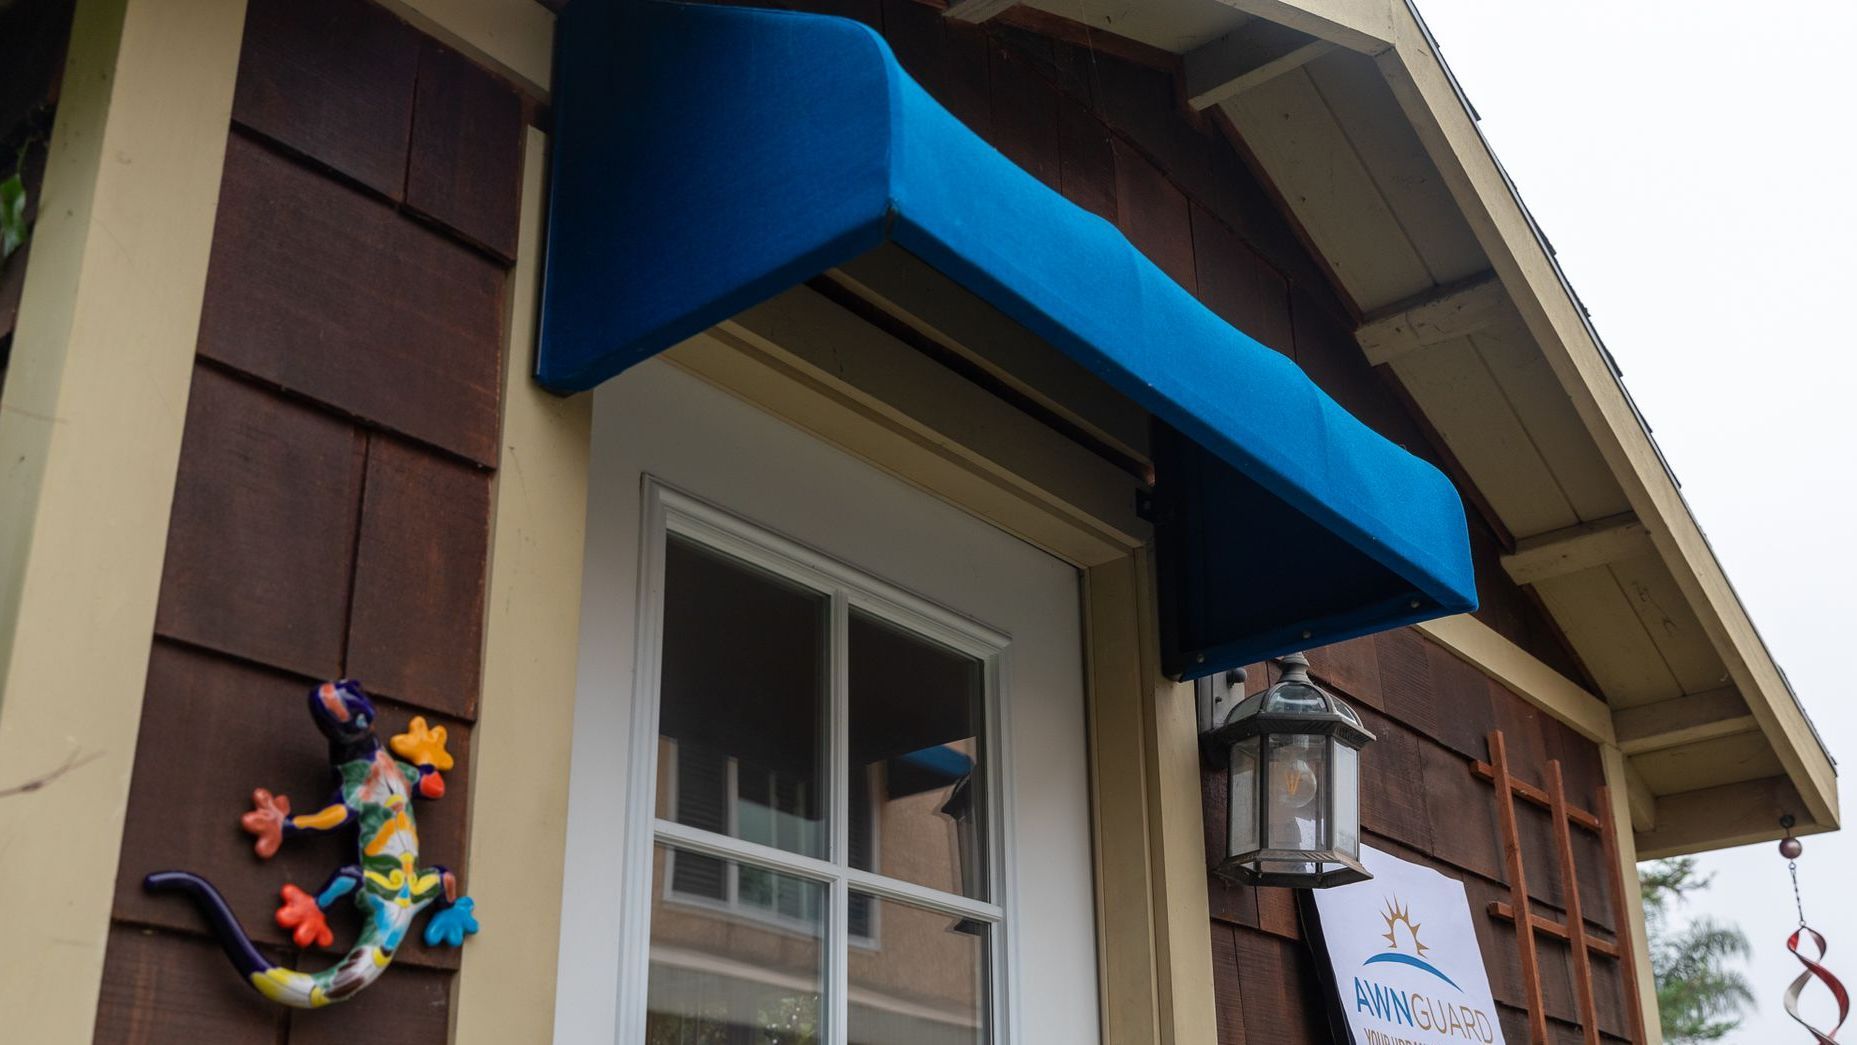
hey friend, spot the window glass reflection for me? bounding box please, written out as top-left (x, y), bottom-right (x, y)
top-left (848, 893), bottom-right (990, 1045)
top-left (847, 609), bottom-right (988, 901)
top-left (648, 844), bottom-right (824, 1045)
top-left (658, 535), bottom-right (828, 859)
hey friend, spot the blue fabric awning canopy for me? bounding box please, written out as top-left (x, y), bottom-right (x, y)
top-left (541, 0), bottom-right (1477, 678)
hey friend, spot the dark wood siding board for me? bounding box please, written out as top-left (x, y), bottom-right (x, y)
top-left (1490, 685), bottom-right (1552, 792)
top-left (406, 37), bottom-right (525, 261)
top-left (993, 4), bottom-right (1182, 75)
top-left (1423, 637), bottom-right (1500, 761)
top-left (1189, 205), bottom-right (1293, 356)
top-left (112, 641), bottom-right (471, 972)
top-left (1416, 736), bottom-right (1504, 882)
top-left (154, 366), bottom-right (365, 682)
top-left (987, 37), bottom-right (1062, 190)
top-left (95, 925), bottom-right (290, 1044)
top-left (197, 133), bottom-right (505, 467)
top-left (941, 20), bottom-right (996, 140)
top-left (1355, 707), bottom-right (1434, 853)
top-left (1303, 636), bottom-right (1380, 707)
top-left (995, 24), bottom-right (1096, 111)
top-left (344, 435), bottom-right (491, 720)
top-left (1231, 927), bottom-right (1330, 1045)
top-left (1085, 48), bottom-right (1211, 204)
top-left (1537, 934), bottom-right (1583, 1027)
top-left (1056, 96), bottom-right (1117, 224)
top-left (1589, 951), bottom-right (1632, 1039)
top-left (233, 0), bottom-right (420, 201)
top-left (1572, 827), bottom-right (1616, 931)
top-left (1374, 626), bottom-right (1445, 743)
top-left (286, 960), bottom-right (454, 1044)
top-left (1112, 138), bottom-right (1196, 292)
top-left (1253, 880), bottom-right (1299, 941)
top-left (1210, 922), bottom-right (1251, 1044)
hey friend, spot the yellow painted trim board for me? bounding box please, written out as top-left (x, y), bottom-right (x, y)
top-left (1083, 557), bottom-right (1165, 1044)
top-left (1415, 615), bottom-right (1615, 744)
top-left (1135, 549), bottom-right (1220, 1045)
top-left (1602, 745), bottom-right (1665, 1045)
top-left (0, 0), bottom-right (246, 1036)
top-left (451, 128), bottom-right (592, 1045)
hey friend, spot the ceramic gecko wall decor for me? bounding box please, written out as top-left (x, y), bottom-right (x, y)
top-left (145, 679), bottom-right (479, 1008)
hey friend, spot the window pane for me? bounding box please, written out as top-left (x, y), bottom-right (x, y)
top-left (848, 609), bottom-right (988, 900)
top-left (658, 534), bottom-right (828, 858)
top-left (648, 844), bottom-right (825, 1045)
top-left (848, 893), bottom-right (990, 1045)
top-left (1227, 735), bottom-right (1259, 857)
top-left (1330, 740), bottom-right (1359, 859)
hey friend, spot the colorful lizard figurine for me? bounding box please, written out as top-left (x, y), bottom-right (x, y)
top-left (144, 679), bottom-right (479, 1008)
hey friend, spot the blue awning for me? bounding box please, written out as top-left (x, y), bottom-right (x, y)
top-left (541, 0), bottom-right (1477, 678)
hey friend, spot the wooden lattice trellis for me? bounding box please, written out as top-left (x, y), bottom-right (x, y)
top-left (1469, 730), bottom-right (1646, 1045)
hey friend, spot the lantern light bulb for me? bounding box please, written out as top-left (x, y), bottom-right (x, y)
top-left (1275, 757), bottom-right (1319, 810)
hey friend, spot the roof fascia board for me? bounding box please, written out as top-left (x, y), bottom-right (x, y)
top-left (1368, 2), bottom-right (1837, 830)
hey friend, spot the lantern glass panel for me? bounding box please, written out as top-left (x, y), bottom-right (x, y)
top-left (1265, 733), bottom-right (1327, 859)
top-left (1330, 738), bottom-right (1359, 859)
top-left (1229, 736), bottom-right (1260, 857)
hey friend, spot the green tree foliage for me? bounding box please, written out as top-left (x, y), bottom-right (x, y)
top-left (1643, 857), bottom-right (1755, 1043)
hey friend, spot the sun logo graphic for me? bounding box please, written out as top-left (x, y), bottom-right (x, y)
top-left (1361, 895), bottom-right (1461, 991)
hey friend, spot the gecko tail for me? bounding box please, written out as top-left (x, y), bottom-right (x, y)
top-left (144, 870), bottom-right (383, 1008)
top-left (143, 871), bottom-right (273, 979)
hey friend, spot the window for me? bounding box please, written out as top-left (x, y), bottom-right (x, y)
top-left (642, 496), bottom-right (1005, 1045)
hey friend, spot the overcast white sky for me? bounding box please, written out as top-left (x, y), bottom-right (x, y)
top-left (1408, 1), bottom-right (1857, 1039)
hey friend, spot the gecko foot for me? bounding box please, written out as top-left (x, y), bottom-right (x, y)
top-left (423, 896), bottom-right (478, 948)
top-left (241, 789), bottom-right (290, 859)
top-left (275, 883), bottom-right (333, 949)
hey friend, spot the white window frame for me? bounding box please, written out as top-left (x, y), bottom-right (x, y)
top-left (616, 479), bottom-right (1018, 1044)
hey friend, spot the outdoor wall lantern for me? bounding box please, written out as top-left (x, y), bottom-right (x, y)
top-left (1197, 652), bottom-right (1374, 888)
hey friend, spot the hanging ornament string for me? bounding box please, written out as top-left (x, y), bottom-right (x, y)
top-left (1779, 816), bottom-right (1849, 1044)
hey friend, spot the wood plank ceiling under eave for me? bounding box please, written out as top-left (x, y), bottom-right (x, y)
top-left (1197, 32), bottom-right (1787, 832)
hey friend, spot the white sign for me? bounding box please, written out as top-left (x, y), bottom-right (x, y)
top-left (1310, 846), bottom-right (1507, 1045)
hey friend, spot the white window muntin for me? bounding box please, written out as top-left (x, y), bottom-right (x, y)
top-left (618, 479), bottom-right (1017, 1044)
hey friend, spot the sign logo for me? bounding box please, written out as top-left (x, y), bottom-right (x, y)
top-left (1310, 846), bottom-right (1507, 1044)
top-left (1361, 896), bottom-right (1462, 991)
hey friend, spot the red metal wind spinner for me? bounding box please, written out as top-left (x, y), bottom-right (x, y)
top-left (1781, 816), bottom-right (1848, 1044)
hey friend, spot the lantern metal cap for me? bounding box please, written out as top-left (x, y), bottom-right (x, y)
top-left (1205, 652), bottom-right (1374, 749)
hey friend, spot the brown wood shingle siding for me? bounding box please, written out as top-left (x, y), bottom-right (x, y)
top-left (101, 0), bottom-right (523, 1039)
